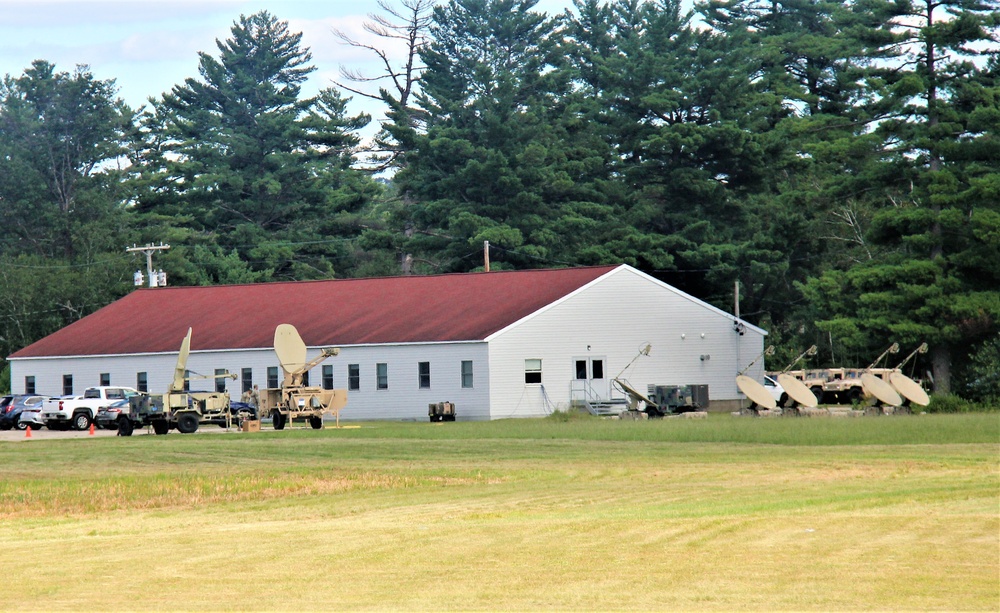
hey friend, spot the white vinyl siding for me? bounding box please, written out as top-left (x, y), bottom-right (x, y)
top-left (486, 266), bottom-right (765, 418)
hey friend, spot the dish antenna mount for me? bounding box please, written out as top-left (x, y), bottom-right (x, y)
top-left (861, 344), bottom-right (903, 406)
top-left (775, 345), bottom-right (820, 409)
top-left (889, 343), bottom-right (931, 407)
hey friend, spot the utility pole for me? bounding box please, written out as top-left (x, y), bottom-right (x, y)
top-left (734, 280), bottom-right (741, 375)
top-left (127, 243), bottom-right (171, 288)
top-left (484, 240), bottom-right (490, 272)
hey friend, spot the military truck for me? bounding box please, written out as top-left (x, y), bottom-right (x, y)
top-left (116, 328), bottom-right (249, 435)
top-left (257, 324), bottom-right (348, 430)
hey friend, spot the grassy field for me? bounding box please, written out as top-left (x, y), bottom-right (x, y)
top-left (0, 413), bottom-right (997, 611)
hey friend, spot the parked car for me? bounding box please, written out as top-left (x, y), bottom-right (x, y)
top-left (763, 375), bottom-right (788, 408)
top-left (0, 395), bottom-right (47, 430)
top-left (95, 398), bottom-right (131, 430)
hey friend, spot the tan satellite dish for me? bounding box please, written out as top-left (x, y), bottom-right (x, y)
top-left (616, 379), bottom-right (656, 406)
top-left (889, 372), bottom-right (930, 406)
top-left (861, 373), bottom-right (902, 406)
top-left (274, 323), bottom-right (308, 376)
top-left (736, 375), bottom-right (777, 410)
top-left (172, 328), bottom-right (193, 392)
top-left (776, 373), bottom-right (818, 408)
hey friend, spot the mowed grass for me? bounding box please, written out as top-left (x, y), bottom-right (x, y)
top-left (0, 414), bottom-right (996, 611)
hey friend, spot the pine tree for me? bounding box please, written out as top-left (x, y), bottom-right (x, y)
top-left (132, 11), bottom-right (377, 283)
top-left (804, 0), bottom-right (1000, 391)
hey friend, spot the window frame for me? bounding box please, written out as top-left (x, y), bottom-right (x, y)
top-left (418, 361), bottom-right (431, 389)
top-left (322, 364), bottom-right (334, 390)
top-left (376, 362), bottom-right (388, 390)
top-left (348, 364), bottom-right (360, 391)
top-left (524, 359), bottom-right (542, 385)
top-left (461, 360), bottom-right (474, 389)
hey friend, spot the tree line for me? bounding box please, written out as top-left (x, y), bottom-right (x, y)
top-left (1, 0), bottom-right (998, 401)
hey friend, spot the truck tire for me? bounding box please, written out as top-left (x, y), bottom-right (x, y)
top-left (176, 413), bottom-right (199, 434)
top-left (152, 420), bottom-right (169, 435)
top-left (72, 411), bottom-right (92, 431)
top-left (309, 416), bottom-right (323, 430)
top-left (271, 411), bottom-right (286, 430)
top-left (118, 418), bottom-right (134, 437)
top-left (811, 387), bottom-right (825, 405)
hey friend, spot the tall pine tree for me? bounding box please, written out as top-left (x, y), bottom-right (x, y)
top-left (132, 11), bottom-right (378, 283)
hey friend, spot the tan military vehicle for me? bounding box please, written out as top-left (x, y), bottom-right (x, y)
top-left (258, 324), bottom-right (348, 430)
top-left (122, 328), bottom-right (246, 435)
top-left (821, 368), bottom-right (864, 404)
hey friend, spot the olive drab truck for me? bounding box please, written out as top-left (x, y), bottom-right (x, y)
top-left (120, 328), bottom-right (248, 435)
top-left (258, 324), bottom-right (348, 430)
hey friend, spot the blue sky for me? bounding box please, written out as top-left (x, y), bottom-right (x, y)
top-left (0, 0), bottom-right (578, 126)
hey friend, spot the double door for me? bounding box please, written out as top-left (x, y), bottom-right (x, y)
top-left (572, 357), bottom-right (607, 401)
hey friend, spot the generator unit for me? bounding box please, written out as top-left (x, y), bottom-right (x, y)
top-left (646, 384), bottom-right (709, 415)
top-left (428, 402), bottom-right (456, 422)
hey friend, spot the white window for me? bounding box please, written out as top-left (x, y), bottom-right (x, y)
top-left (461, 360), bottom-right (474, 388)
top-left (525, 359), bottom-right (542, 384)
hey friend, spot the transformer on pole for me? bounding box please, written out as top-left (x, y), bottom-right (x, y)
top-left (127, 243), bottom-right (171, 288)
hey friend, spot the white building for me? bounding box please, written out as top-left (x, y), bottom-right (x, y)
top-left (8, 265), bottom-right (767, 419)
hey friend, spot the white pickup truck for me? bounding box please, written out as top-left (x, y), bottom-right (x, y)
top-left (41, 386), bottom-right (139, 431)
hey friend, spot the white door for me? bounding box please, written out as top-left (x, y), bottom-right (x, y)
top-left (572, 357), bottom-right (608, 401)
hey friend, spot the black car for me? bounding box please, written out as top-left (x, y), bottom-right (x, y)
top-left (0, 395), bottom-right (47, 430)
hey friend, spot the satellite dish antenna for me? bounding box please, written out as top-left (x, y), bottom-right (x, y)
top-left (887, 343), bottom-right (930, 406)
top-left (171, 328), bottom-right (192, 393)
top-left (776, 373), bottom-right (818, 408)
top-left (274, 324), bottom-right (308, 379)
top-left (888, 372), bottom-right (930, 406)
top-left (736, 375), bottom-right (777, 410)
top-left (735, 346), bottom-right (777, 411)
top-left (861, 373), bottom-right (902, 406)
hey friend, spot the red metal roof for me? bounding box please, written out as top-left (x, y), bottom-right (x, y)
top-left (10, 266), bottom-right (620, 358)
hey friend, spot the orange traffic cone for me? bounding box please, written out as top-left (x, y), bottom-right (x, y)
top-left (89, 423), bottom-right (95, 436)
top-left (25, 426), bottom-right (32, 438)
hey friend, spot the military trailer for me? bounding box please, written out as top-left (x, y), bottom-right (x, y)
top-left (117, 328), bottom-right (250, 436)
top-left (258, 324), bottom-right (348, 430)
